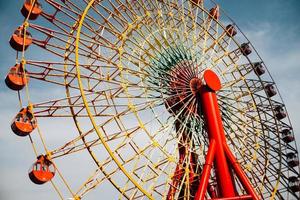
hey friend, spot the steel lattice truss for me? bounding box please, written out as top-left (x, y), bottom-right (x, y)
top-left (6, 0), bottom-right (300, 199)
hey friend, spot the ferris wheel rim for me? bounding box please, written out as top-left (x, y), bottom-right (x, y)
top-left (5, 0), bottom-right (300, 199)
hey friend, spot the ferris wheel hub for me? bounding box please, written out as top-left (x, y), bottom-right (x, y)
top-left (189, 77), bottom-right (202, 96)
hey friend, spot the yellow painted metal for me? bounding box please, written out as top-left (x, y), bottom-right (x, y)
top-left (74, 0), bottom-right (154, 199)
top-left (20, 0), bottom-right (76, 198)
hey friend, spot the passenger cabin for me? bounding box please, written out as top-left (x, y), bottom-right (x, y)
top-left (289, 176), bottom-right (300, 193)
top-left (209, 5), bottom-right (220, 20)
top-left (5, 64), bottom-right (29, 91)
top-left (264, 84), bottom-right (277, 97)
top-left (274, 105), bottom-right (287, 120)
top-left (282, 128), bottom-right (295, 143)
top-left (21, 0), bottom-right (43, 20)
top-left (287, 152), bottom-right (299, 168)
top-left (240, 43), bottom-right (252, 56)
top-left (11, 107), bottom-right (37, 136)
top-left (253, 62), bottom-right (265, 76)
top-left (29, 155), bottom-right (55, 184)
top-left (225, 24), bottom-right (237, 37)
top-left (9, 26), bottom-right (33, 51)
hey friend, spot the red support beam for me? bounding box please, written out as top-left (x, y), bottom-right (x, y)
top-left (167, 70), bottom-right (260, 199)
top-left (194, 70), bottom-right (260, 200)
top-left (195, 139), bottom-right (216, 200)
top-left (223, 143), bottom-right (260, 200)
top-left (167, 148), bottom-right (185, 200)
top-left (209, 194), bottom-right (253, 200)
top-left (199, 83), bottom-right (236, 197)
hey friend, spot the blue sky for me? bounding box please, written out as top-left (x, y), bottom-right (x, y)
top-left (0, 0), bottom-right (300, 199)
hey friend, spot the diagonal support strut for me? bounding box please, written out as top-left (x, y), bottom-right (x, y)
top-left (194, 70), bottom-right (260, 200)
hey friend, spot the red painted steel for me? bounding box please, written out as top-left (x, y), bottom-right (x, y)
top-left (194, 70), bottom-right (259, 200)
top-left (223, 143), bottom-right (260, 200)
top-left (209, 194), bottom-right (253, 200)
top-left (203, 70), bottom-right (221, 91)
top-left (167, 124), bottom-right (200, 199)
top-left (167, 70), bottom-right (259, 199)
top-left (195, 139), bottom-right (216, 200)
top-left (167, 146), bottom-right (185, 200)
top-left (167, 163), bottom-right (184, 200)
top-left (199, 84), bottom-right (236, 197)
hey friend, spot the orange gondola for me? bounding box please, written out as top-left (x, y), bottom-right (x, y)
top-left (29, 155), bottom-right (55, 185)
top-left (5, 63), bottom-right (29, 91)
top-left (209, 5), bottom-right (220, 20)
top-left (21, 0), bottom-right (43, 20)
top-left (9, 26), bottom-right (33, 51)
top-left (11, 107), bottom-right (37, 137)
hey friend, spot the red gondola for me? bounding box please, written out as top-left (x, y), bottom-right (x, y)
top-left (289, 176), bottom-right (300, 192)
top-left (21, 0), bottom-right (43, 20)
top-left (225, 24), bottom-right (237, 37)
top-left (240, 43), bottom-right (252, 56)
top-left (9, 26), bottom-right (33, 51)
top-left (282, 128), bottom-right (295, 143)
top-left (11, 107), bottom-right (37, 137)
top-left (253, 62), bottom-right (265, 76)
top-left (275, 105), bottom-right (287, 120)
top-left (287, 152), bottom-right (300, 168)
top-left (265, 84), bottom-right (277, 97)
top-left (209, 5), bottom-right (220, 20)
top-left (5, 64), bottom-right (29, 91)
top-left (29, 155), bottom-right (55, 184)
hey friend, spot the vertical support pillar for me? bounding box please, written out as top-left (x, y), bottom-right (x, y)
top-left (200, 85), bottom-right (236, 197)
top-left (194, 70), bottom-right (259, 199)
top-left (168, 69), bottom-right (259, 199)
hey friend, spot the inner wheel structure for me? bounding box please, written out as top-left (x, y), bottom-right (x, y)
top-left (5, 0), bottom-right (300, 199)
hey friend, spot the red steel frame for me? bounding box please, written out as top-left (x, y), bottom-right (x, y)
top-left (167, 123), bottom-right (199, 199)
top-left (195, 70), bottom-right (260, 200)
top-left (168, 70), bottom-right (260, 200)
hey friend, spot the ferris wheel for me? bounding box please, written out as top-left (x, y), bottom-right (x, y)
top-left (5, 0), bottom-right (300, 199)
